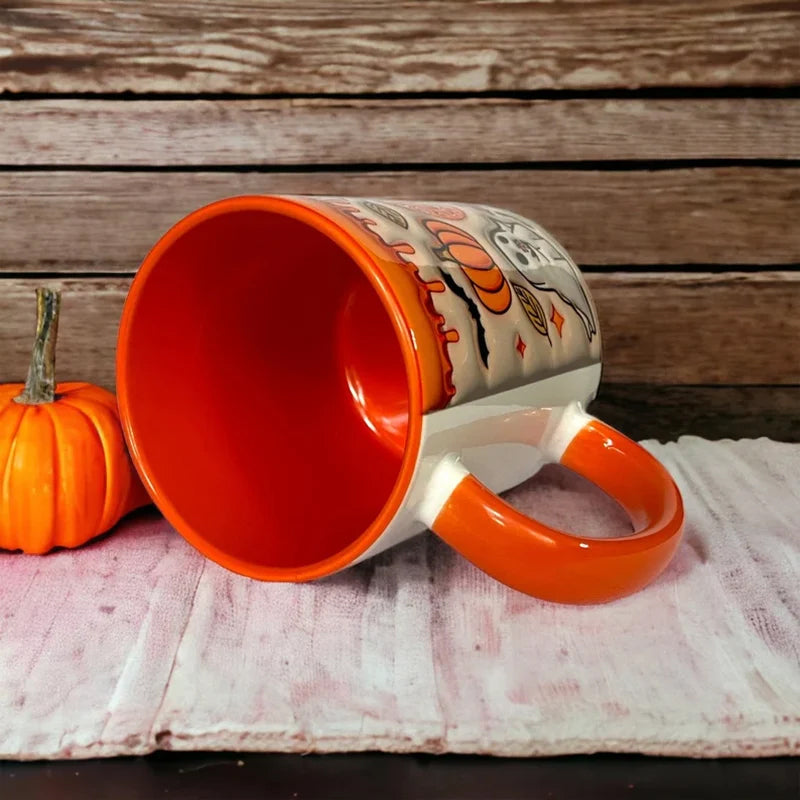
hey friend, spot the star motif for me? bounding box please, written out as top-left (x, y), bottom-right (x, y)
top-left (515, 334), bottom-right (527, 357)
top-left (550, 304), bottom-right (565, 337)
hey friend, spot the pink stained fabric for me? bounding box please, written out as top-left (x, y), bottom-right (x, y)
top-left (0, 437), bottom-right (798, 760)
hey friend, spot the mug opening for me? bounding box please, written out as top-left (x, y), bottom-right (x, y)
top-left (118, 197), bottom-right (422, 579)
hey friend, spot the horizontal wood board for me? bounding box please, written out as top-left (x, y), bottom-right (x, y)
top-left (1, 168), bottom-right (798, 272)
top-left (2, 98), bottom-right (800, 166)
top-left (1, 273), bottom-right (797, 389)
top-left (591, 385), bottom-right (800, 443)
top-left (1, 1), bottom-right (799, 93)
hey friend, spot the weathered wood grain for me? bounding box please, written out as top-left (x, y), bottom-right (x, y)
top-left (1, 1), bottom-right (799, 93)
top-left (1, 168), bottom-right (798, 271)
top-left (1, 273), bottom-right (797, 389)
top-left (592, 271), bottom-right (800, 384)
top-left (591, 385), bottom-right (800, 442)
top-left (3, 98), bottom-right (800, 166)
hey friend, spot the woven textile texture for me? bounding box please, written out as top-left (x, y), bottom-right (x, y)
top-left (1, 438), bottom-right (798, 759)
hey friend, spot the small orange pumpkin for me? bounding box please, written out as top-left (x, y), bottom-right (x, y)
top-left (0, 288), bottom-right (150, 554)
top-left (424, 219), bottom-right (512, 313)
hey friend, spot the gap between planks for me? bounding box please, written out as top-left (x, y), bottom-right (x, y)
top-left (591, 385), bottom-right (800, 442)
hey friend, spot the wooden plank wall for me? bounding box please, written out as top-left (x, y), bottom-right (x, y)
top-left (1, 1), bottom-right (799, 440)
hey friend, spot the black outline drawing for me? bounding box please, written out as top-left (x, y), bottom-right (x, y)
top-left (362, 200), bottom-right (409, 229)
top-left (486, 213), bottom-right (597, 341)
top-left (511, 283), bottom-right (551, 345)
top-left (438, 268), bottom-right (490, 368)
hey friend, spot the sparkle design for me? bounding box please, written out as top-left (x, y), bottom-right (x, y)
top-left (550, 304), bottom-right (565, 337)
top-left (515, 334), bottom-right (527, 357)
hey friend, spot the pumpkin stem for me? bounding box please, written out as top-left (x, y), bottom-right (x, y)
top-left (14, 288), bottom-right (61, 405)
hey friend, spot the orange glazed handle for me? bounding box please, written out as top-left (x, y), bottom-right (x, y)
top-left (420, 406), bottom-right (684, 604)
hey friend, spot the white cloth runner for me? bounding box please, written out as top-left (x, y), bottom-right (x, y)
top-left (1, 437), bottom-right (798, 760)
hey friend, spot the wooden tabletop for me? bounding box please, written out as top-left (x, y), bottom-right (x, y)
top-left (2, 751), bottom-right (799, 800)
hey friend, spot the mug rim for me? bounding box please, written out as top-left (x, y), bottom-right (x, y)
top-left (116, 194), bottom-right (424, 581)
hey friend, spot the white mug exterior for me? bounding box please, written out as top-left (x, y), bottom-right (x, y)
top-left (354, 362), bottom-right (601, 564)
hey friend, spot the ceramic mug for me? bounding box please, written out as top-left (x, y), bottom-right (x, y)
top-left (117, 195), bottom-right (683, 604)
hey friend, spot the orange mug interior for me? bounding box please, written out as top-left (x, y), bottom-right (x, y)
top-left (117, 198), bottom-right (422, 579)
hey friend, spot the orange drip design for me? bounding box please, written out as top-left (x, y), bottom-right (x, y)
top-left (323, 199), bottom-right (457, 404)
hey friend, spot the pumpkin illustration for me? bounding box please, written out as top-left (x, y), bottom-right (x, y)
top-left (0, 288), bottom-right (150, 554)
top-left (424, 219), bottom-right (512, 313)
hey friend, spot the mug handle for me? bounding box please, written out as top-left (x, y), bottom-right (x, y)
top-left (416, 403), bottom-right (684, 604)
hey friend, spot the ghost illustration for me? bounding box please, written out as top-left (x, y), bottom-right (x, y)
top-left (487, 215), bottom-right (597, 340)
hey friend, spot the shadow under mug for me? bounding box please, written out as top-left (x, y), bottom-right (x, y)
top-left (117, 195), bottom-right (684, 604)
